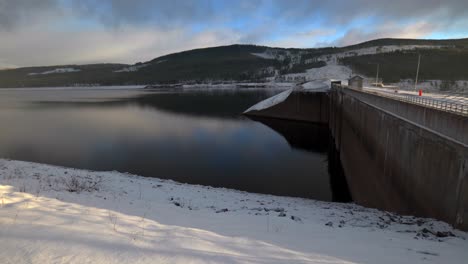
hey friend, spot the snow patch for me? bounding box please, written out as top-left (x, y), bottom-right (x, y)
top-left (114, 64), bottom-right (149, 73)
top-left (282, 65), bottom-right (353, 84)
top-left (301, 79), bottom-right (331, 91)
top-left (319, 45), bottom-right (442, 65)
top-left (251, 52), bottom-right (276, 60)
top-left (28, 68), bottom-right (81, 76)
top-left (244, 88), bottom-right (293, 113)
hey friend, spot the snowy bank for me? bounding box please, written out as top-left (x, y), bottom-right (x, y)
top-left (0, 159), bottom-right (467, 264)
top-left (243, 88), bottom-right (293, 113)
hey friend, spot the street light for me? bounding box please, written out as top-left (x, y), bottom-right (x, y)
top-left (368, 63), bottom-right (380, 87)
top-left (376, 63), bottom-right (380, 86)
top-left (414, 53), bottom-right (421, 91)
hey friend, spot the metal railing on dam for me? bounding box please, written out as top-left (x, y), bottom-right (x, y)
top-left (341, 86), bottom-right (468, 145)
top-left (359, 87), bottom-right (468, 116)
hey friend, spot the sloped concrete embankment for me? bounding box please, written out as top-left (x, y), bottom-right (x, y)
top-left (244, 90), bottom-right (329, 124)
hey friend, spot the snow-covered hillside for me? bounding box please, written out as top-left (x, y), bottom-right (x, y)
top-left (256, 44), bottom-right (444, 85)
top-left (254, 45), bottom-right (441, 68)
top-left (28, 68), bottom-right (81, 76)
top-left (252, 49), bottom-right (306, 68)
top-left (1, 159), bottom-right (467, 264)
top-left (279, 65), bottom-right (353, 84)
top-left (114, 64), bottom-right (150, 73)
top-left (315, 45), bottom-right (442, 65)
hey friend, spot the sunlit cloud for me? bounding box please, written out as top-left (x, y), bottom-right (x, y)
top-left (0, 0), bottom-right (466, 67)
top-left (332, 22), bottom-right (437, 47)
top-left (0, 25), bottom-right (242, 67)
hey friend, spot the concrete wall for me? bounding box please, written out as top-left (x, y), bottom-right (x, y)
top-left (244, 90), bottom-right (329, 124)
top-left (330, 85), bottom-right (468, 230)
top-left (244, 84), bottom-right (468, 230)
top-left (344, 88), bottom-right (468, 145)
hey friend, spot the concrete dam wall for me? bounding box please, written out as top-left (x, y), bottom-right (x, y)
top-left (244, 86), bottom-right (468, 230)
top-left (244, 90), bottom-right (329, 124)
top-left (330, 86), bottom-right (468, 231)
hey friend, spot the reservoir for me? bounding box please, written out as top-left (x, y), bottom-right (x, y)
top-left (0, 87), bottom-right (338, 201)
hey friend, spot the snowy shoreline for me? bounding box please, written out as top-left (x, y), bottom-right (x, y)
top-left (1, 158), bottom-right (467, 263)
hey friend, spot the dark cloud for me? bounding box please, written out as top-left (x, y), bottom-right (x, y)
top-left (1, 0), bottom-right (467, 30)
top-left (69, 0), bottom-right (214, 27)
top-left (268, 0), bottom-right (468, 25)
top-left (0, 0), bottom-right (59, 30)
top-left (1, 0), bottom-right (467, 67)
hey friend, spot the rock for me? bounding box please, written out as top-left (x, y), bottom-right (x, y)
top-left (290, 215), bottom-right (302, 222)
top-left (325, 221), bottom-right (333, 227)
top-left (436, 231), bottom-right (455, 238)
top-left (216, 208), bottom-right (229, 213)
top-left (278, 212), bottom-right (286, 217)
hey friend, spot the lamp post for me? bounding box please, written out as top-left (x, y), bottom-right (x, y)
top-left (368, 63), bottom-right (380, 87)
top-left (375, 63), bottom-right (380, 86)
top-left (414, 53), bottom-right (421, 91)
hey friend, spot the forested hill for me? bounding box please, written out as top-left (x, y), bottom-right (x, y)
top-left (1, 38), bottom-right (467, 87)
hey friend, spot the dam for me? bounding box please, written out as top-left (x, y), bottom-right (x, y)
top-left (244, 82), bottom-right (468, 231)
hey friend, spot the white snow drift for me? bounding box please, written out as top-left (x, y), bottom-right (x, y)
top-left (0, 159), bottom-right (467, 264)
top-left (244, 88), bottom-right (293, 113)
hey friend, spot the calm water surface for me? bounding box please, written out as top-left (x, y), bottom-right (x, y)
top-left (0, 87), bottom-right (333, 200)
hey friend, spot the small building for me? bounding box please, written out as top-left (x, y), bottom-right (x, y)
top-left (349, 75), bottom-right (364, 89)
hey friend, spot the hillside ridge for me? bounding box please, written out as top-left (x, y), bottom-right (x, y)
top-left (1, 37), bottom-right (467, 88)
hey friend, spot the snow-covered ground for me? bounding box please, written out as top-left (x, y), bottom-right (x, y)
top-left (28, 68), bottom-right (81, 76)
top-left (251, 52), bottom-right (277, 60)
top-left (114, 64), bottom-right (150, 73)
top-left (0, 159), bottom-right (467, 264)
top-left (244, 88), bottom-right (293, 113)
top-left (282, 65), bottom-right (353, 84)
top-left (301, 79), bottom-right (332, 91)
top-left (391, 79), bottom-right (468, 93)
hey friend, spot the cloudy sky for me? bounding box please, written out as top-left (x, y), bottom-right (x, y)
top-left (0, 0), bottom-right (467, 68)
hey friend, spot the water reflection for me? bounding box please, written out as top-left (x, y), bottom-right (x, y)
top-left (250, 116), bottom-right (352, 202)
top-left (27, 88), bottom-right (284, 119)
top-left (0, 88), bottom-right (333, 200)
top-left (247, 116), bottom-right (329, 153)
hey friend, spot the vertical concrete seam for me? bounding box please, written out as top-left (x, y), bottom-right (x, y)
top-left (455, 158), bottom-right (467, 227)
top-left (383, 129), bottom-right (390, 177)
top-left (338, 89), bottom-right (344, 153)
